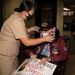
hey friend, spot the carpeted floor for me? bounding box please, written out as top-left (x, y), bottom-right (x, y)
top-left (65, 54), bottom-right (75, 75)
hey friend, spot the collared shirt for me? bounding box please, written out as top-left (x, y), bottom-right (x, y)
top-left (0, 12), bottom-right (28, 56)
top-left (41, 43), bottom-right (50, 57)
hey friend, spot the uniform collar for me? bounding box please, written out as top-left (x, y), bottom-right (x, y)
top-left (15, 12), bottom-right (23, 20)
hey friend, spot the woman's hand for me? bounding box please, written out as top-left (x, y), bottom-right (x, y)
top-left (45, 35), bottom-right (55, 42)
top-left (39, 57), bottom-right (51, 65)
top-left (33, 26), bottom-right (40, 32)
top-left (30, 53), bottom-right (37, 60)
top-left (27, 26), bottom-right (40, 33)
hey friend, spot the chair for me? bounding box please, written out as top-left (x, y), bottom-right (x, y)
top-left (62, 36), bottom-right (70, 50)
top-left (59, 36), bottom-right (70, 75)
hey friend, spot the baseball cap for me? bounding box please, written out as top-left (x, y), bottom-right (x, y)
top-left (40, 21), bottom-right (53, 31)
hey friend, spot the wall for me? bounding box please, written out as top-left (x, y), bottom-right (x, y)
top-left (2, 0), bottom-right (22, 22)
top-left (64, 16), bottom-right (74, 23)
top-left (56, 0), bottom-right (64, 36)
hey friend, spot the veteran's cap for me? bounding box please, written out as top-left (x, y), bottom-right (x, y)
top-left (40, 21), bottom-right (53, 31)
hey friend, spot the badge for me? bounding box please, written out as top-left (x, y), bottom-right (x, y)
top-left (52, 44), bottom-right (59, 54)
top-left (52, 47), bottom-right (59, 54)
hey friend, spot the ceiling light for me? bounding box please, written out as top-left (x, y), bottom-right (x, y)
top-left (63, 7), bottom-right (70, 11)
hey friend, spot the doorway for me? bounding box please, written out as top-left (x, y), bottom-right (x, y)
top-left (35, 0), bottom-right (57, 27)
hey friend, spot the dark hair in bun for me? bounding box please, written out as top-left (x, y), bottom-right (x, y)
top-left (14, 0), bottom-right (34, 12)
